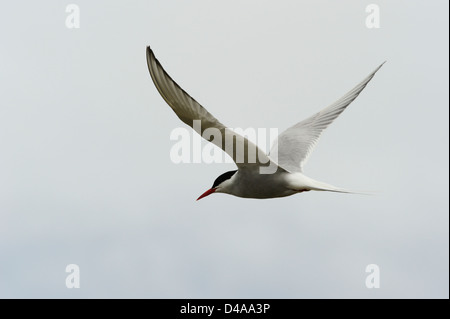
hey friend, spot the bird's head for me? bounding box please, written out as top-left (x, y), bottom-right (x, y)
top-left (197, 170), bottom-right (237, 200)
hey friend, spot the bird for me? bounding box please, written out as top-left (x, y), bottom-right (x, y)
top-left (146, 46), bottom-right (384, 200)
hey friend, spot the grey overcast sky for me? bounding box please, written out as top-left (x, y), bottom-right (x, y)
top-left (0, 1), bottom-right (448, 298)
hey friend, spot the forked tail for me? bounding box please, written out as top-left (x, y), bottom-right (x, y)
top-left (291, 174), bottom-right (371, 195)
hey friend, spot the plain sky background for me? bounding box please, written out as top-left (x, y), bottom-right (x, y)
top-left (0, 1), bottom-right (448, 298)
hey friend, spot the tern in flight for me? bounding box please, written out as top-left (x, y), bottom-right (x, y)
top-left (146, 46), bottom-right (384, 200)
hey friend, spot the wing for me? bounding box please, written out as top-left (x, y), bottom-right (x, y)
top-left (146, 46), bottom-right (273, 169)
top-left (270, 62), bottom-right (385, 173)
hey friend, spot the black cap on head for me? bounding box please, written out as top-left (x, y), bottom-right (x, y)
top-left (212, 170), bottom-right (237, 188)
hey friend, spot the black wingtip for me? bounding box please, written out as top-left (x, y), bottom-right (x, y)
top-left (146, 46), bottom-right (156, 64)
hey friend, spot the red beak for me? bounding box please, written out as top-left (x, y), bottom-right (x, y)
top-left (197, 188), bottom-right (216, 201)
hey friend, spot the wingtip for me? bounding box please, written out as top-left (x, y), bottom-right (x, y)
top-left (147, 45), bottom-right (157, 57)
top-left (146, 46), bottom-right (156, 64)
top-left (371, 61), bottom-right (386, 74)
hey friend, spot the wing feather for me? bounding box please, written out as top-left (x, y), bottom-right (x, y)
top-left (146, 47), bottom-right (273, 169)
top-left (270, 62), bottom-right (385, 172)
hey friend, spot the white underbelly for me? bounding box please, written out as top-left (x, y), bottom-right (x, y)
top-left (231, 171), bottom-right (298, 199)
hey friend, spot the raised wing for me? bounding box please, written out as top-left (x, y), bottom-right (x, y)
top-left (270, 62), bottom-right (385, 173)
top-left (146, 47), bottom-right (273, 169)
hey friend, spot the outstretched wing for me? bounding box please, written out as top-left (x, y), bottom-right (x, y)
top-left (146, 47), bottom-right (273, 169)
top-left (270, 62), bottom-right (385, 173)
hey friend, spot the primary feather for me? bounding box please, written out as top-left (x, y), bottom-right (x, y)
top-left (270, 62), bottom-right (385, 173)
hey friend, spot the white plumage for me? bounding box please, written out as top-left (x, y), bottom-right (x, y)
top-left (146, 46), bottom-right (384, 199)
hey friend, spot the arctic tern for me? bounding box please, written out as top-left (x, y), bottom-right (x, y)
top-left (146, 46), bottom-right (384, 200)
